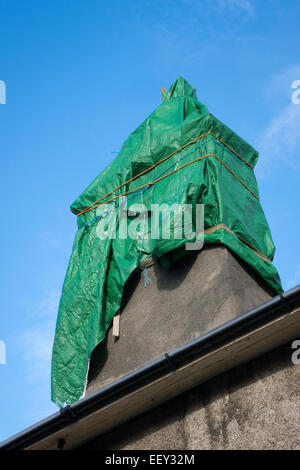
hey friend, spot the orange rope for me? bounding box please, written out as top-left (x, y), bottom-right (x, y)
top-left (76, 132), bottom-right (253, 217)
top-left (78, 153), bottom-right (259, 217)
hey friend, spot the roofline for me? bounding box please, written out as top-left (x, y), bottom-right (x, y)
top-left (1, 285), bottom-right (300, 450)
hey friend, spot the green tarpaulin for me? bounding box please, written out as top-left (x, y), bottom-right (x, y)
top-left (51, 77), bottom-right (282, 407)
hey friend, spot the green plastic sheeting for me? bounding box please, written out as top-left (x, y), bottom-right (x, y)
top-left (51, 77), bottom-right (282, 407)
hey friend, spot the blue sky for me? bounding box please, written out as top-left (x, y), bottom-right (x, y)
top-left (1, 0), bottom-right (300, 442)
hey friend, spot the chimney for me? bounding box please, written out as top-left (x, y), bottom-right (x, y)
top-left (86, 245), bottom-right (276, 394)
top-left (51, 78), bottom-right (282, 408)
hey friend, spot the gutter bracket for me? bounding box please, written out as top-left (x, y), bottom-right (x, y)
top-left (60, 405), bottom-right (79, 424)
top-left (165, 353), bottom-right (178, 372)
top-left (280, 294), bottom-right (294, 313)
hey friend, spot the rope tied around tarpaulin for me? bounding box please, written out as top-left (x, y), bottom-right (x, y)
top-left (76, 152), bottom-right (259, 221)
top-left (75, 139), bottom-right (268, 270)
top-left (138, 188), bottom-right (151, 287)
top-left (76, 131), bottom-right (255, 217)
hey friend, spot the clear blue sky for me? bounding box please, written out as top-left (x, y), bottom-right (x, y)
top-left (1, 0), bottom-right (300, 442)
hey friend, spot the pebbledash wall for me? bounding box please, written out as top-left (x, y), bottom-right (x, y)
top-left (80, 245), bottom-right (300, 450)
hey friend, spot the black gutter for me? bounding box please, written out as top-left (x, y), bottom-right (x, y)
top-left (1, 285), bottom-right (300, 451)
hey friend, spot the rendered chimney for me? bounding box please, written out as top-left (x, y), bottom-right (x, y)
top-left (51, 78), bottom-right (282, 408)
top-left (86, 245), bottom-right (275, 394)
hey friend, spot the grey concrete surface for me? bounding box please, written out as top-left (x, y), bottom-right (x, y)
top-left (87, 245), bottom-right (274, 393)
top-left (81, 342), bottom-right (300, 450)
